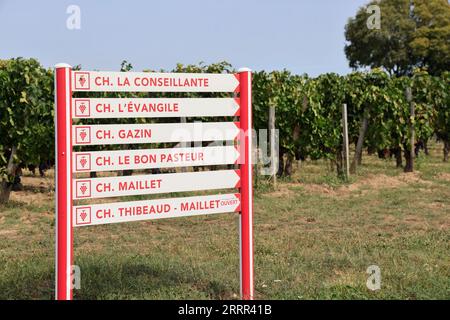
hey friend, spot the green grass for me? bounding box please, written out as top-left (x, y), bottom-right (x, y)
top-left (0, 142), bottom-right (449, 299)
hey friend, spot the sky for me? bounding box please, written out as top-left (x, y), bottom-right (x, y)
top-left (0, 0), bottom-right (370, 76)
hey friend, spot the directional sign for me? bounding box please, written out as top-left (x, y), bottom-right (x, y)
top-left (72, 71), bottom-right (240, 92)
top-left (72, 122), bottom-right (240, 146)
top-left (55, 64), bottom-right (253, 301)
top-left (73, 170), bottom-right (240, 200)
top-left (72, 98), bottom-right (240, 118)
top-left (73, 193), bottom-right (240, 227)
top-left (73, 146), bottom-right (240, 173)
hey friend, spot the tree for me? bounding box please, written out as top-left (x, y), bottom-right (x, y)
top-left (253, 70), bottom-right (308, 177)
top-left (410, 0), bottom-right (450, 75)
top-left (345, 69), bottom-right (392, 173)
top-left (345, 0), bottom-right (450, 76)
top-left (301, 73), bottom-right (347, 176)
top-left (0, 58), bottom-right (54, 203)
top-left (433, 72), bottom-right (450, 161)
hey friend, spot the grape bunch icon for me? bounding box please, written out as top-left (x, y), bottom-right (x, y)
top-left (79, 156), bottom-right (87, 168)
top-left (79, 183), bottom-right (88, 195)
top-left (80, 210), bottom-right (87, 221)
top-left (79, 75), bottom-right (86, 87)
top-left (79, 129), bottom-right (87, 141)
top-left (79, 103), bottom-right (86, 114)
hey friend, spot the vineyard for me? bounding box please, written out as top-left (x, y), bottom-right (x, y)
top-left (1, 58), bottom-right (449, 203)
top-left (1, 0), bottom-right (450, 303)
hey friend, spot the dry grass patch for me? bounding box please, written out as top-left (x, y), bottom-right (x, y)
top-left (9, 190), bottom-right (53, 207)
top-left (436, 172), bottom-right (450, 182)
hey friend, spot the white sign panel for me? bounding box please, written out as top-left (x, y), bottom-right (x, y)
top-left (72, 71), bottom-right (240, 92)
top-left (72, 122), bottom-right (240, 146)
top-left (73, 146), bottom-right (240, 173)
top-left (73, 193), bottom-right (241, 227)
top-left (72, 98), bottom-right (240, 118)
top-left (73, 169), bottom-right (240, 200)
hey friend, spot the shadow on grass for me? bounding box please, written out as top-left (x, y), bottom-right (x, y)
top-left (21, 184), bottom-right (53, 193)
top-left (0, 255), bottom-right (233, 300)
top-left (78, 255), bottom-right (234, 300)
top-left (0, 261), bottom-right (55, 300)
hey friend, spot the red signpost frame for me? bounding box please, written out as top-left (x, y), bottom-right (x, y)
top-left (54, 64), bottom-right (73, 300)
top-left (238, 68), bottom-right (254, 300)
top-left (54, 65), bottom-right (253, 301)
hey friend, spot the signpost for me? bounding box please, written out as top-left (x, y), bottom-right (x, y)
top-left (72, 71), bottom-right (240, 92)
top-left (73, 146), bottom-right (241, 173)
top-left (73, 170), bottom-right (240, 200)
top-left (72, 122), bottom-right (241, 146)
top-left (55, 65), bottom-right (253, 300)
top-left (72, 98), bottom-right (240, 118)
top-left (73, 193), bottom-right (241, 227)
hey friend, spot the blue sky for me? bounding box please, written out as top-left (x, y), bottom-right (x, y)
top-left (0, 0), bottom-right (370, 76)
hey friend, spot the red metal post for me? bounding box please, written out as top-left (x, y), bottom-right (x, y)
top-left (55, 64), bottom-right (73, 300)
top-left (238, 68), bottom-right (253, 300)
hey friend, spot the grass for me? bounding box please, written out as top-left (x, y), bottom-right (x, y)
top-left (0, 142), bottom-right (449, 300)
